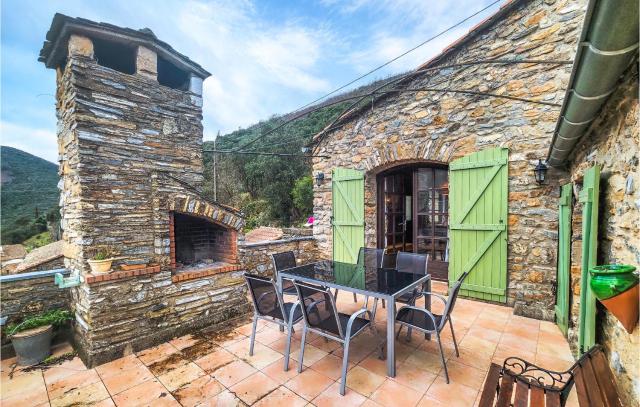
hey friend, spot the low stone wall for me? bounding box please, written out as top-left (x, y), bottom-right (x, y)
top-left (239, 236), bottom-right (317, 279)
top-left (71, 267), bottom-right (250, 367)
top-left (567, 69), bottom-right (639, 406)
top-left (0, 269), bottom-right (71, 350)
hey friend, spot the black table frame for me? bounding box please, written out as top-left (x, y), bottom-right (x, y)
top-left (279, 261), bottom-right (431, 377)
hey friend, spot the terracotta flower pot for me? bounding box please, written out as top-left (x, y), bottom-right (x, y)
top-left (590, 264), bottom-right (638, 334)
top-left (87, 258), bottom-right (114, 273)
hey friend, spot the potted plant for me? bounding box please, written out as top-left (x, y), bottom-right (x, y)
top-left (6, 309), bottom-right (73, 366)
top-left (87, 246), bottom-right (119, 273)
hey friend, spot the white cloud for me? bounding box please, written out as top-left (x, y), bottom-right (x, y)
top-left (0, 121), bottom-right (58, 163)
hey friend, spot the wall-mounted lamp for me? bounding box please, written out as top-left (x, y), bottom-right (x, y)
top-left (315, 172), bottom-right (325, 186)
top-left (533, 160), bottom-right (548, 185)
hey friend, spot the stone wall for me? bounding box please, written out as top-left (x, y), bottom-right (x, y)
top-left (312, 0), bottom-right (587, 318)
top-left (0, 271), bottom-right (71, 346)
top-left (566, 68), bottom-right (639, 406)
top-left (239, 236), bottom-right (318, 278)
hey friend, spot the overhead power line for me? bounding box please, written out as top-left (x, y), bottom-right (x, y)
top-left (203, 149), bottom-right (329, 158)
top-left (236, 58), bottom-right (572, 152)
top-left (231, 0), bottom-right (503, 153)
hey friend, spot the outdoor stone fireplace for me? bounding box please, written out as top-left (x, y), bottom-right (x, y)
top-left (38, 14), bottom-right (249, 366)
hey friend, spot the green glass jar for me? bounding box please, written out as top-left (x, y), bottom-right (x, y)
top-left (589, 264), bottom-right (638, 301)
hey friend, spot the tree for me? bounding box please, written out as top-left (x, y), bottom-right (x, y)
top-left (291, 176), bottom-right (313, 221)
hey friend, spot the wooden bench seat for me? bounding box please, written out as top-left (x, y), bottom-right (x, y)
top-left (479, 346), bottom-right (623, 407)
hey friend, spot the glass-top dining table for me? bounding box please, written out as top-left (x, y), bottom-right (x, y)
top-left (279, 259), bottom-right (431, 377)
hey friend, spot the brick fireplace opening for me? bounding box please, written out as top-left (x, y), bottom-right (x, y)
top-left (170, 212), bottom-right (238, 273)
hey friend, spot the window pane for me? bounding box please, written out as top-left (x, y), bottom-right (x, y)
top-left (417, 215), bottom-right (431, 236)
top-left (435, 169), bottom-right (448, 189)
top-left (434, 239), bottom-right (448, 261)
top-left (417, 191), bottom-right (431, 213)
top-left (394, 215), bottom-right (404, 231)
top-left (416, 238), bottom-right (433, 256)
top-left (434, 189), bottom-right (448, 212)
top-left (417, 168), bottom-right (433, 190)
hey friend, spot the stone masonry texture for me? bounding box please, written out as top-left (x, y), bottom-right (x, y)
top-left (55, 40), bottom-right (248, 366)
top-left (312, 0), bottom-right (587, 319)
top-left (566, 67), bottom-right (639, 407)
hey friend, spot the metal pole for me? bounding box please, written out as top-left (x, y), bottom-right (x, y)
top-left (213, 131), bottom-right (218, 201)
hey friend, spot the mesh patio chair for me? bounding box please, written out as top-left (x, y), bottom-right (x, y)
top-left (293, 280), bottom-right (385, 395)
top-left (244, 273), bottom-right (302, 370)
top-left (271, 251), bottom-right (298, 296)
top-left (351, 247), bottom-right (385, 303)
top-left (394, 271), bottom-right (469, 383)
top-left (376, 251), bottom-right (428, 332)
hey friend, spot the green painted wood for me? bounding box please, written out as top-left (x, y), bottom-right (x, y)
top-left (449, 147), bottom-right (508, 302)
top-left (555, 183), bottom-right (573, 335)
top-left (332, 168), bottom-right (365, 264)
top-left (579, 166), bottom-right (600, 352)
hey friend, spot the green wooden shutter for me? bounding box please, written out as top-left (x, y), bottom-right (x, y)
top-left (555, 183), bottom-right (573, 335)
top-left (332, 168), bottom-right (364, 264)
top-left (579, 165), bottom-right (600, 353)
top-left (449, 147), bottom-right (508, 303)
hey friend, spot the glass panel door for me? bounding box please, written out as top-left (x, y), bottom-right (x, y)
top-left (414, 168), bottom-right (449, 280)
top-left (381, 172), bottom-right (412, 253)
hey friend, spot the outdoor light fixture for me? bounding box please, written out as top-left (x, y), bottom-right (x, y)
top-left (533, 159), bottom-right (548, 184)
top-left (315, 172), bottom-right (325, 186)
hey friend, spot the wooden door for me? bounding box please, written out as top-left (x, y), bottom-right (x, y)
top-left (555, 183), bottom-right (572, 335)
top-left (332, 168), bottom-right (365, 264)
top-left (579, 165), bottom-right (600, 353)
top-left (449, 147), bottom-right (508, 302)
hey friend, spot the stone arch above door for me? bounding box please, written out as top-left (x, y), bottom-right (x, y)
top-left (361, 138), bottom-right (478, 175)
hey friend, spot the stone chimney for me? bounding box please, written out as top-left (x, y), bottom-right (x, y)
top-left (39, 14), bottom-right (247, 366)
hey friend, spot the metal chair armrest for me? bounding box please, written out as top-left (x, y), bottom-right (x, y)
top-left (395, 304), bottom-right (438, 328)
top-left (345, 307), bottom-right (372, 338)
top-left (419, 291), bottom-right (447, 305)
top-left (287, 301), bottom-right (302, 323)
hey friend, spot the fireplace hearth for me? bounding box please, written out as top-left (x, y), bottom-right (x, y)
top-left (171, 212), bottom-right (238, 271)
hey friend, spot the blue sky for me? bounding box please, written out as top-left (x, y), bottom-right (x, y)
top-left (1, 0), bottom-right (498, 163)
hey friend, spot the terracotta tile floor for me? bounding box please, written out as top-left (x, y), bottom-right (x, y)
top-left (1, 285), bottom-right (580, 406)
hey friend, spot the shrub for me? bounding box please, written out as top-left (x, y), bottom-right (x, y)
top-left (6, 309), bottom-right (73, 337)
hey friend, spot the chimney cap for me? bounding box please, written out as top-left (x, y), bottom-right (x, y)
top-left (39, 13), bottom-right (211, 79)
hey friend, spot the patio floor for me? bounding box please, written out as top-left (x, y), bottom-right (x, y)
top-left (1, 285), bottom-right (579, 406)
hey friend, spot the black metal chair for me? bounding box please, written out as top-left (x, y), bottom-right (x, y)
top-left (293, 280), bottom-right (384, 396)
top-left (395, 251), bottom-right (429, 305)
top-left (394, 271), bottom-right (469, 383)
top-left (271, 251), bottom-right (298, 296)
top-left (351, 247), bottom-right (385, 302)
top-left (244, 273), bottom-right (302, 370)
top-left (377, 251), bottom-right (429, 332)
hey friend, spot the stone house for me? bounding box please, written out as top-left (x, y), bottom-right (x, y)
top-left (311, 0), bottom-right (638, 403)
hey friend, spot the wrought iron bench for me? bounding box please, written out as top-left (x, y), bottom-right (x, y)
top-left (479, 345), bottom-right (623, 407)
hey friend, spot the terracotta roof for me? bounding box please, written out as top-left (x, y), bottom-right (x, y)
top-left (312, 0), bottom-right (524, 144)
top-left (0, 244), bottom-right (27, 261)
top-left (244, 227), bottom-right (284, 243)
top-left (14, 240), bottom-right (64, 273)
top-left (39, 13), bottom-right (211, 78)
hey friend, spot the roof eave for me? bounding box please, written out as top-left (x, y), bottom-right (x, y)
top-left (546, 0), bottom-right (639, 168)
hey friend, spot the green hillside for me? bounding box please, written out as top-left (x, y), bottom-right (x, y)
top-left (1, 146), bottom-right (59, 244)
top-left (202, 74), bottom-right (406, 228)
